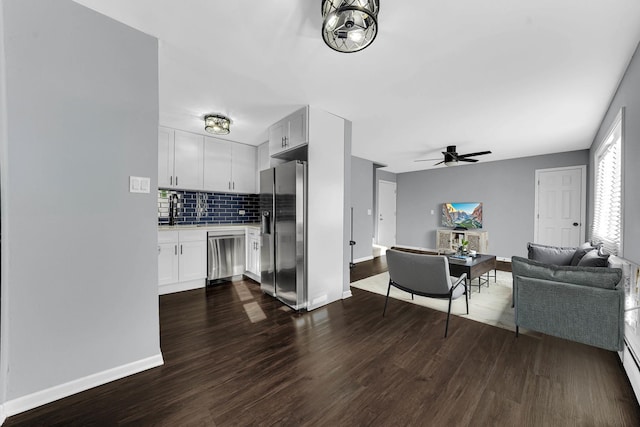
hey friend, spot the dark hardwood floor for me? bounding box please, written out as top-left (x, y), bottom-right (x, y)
top-left (6, 258), bottom-right (640, 426)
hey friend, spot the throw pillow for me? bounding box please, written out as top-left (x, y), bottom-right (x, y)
top-left (527, 242), bottom-right (575, 266)
top-left (577, 248), bottom-right (610, 268)
top-left (571, 242), bottom-right (597, 266)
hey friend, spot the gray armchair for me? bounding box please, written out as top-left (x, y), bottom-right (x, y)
top-left (512, 256), bottom-right (624, 351)
top-left (384, 249), bottom-right (468, 337)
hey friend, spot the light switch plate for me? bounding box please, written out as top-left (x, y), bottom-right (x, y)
top-left (130, 176), bottom-right (151, 193)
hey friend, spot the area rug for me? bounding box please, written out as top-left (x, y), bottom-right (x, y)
top-left (351, 270), bottom-right (516, 332)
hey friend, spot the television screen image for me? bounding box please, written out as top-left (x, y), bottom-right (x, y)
top-left (442, 202), bottom-right (483, 229)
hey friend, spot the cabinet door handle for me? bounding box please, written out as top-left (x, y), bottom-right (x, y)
top-left (176, 176), bottom-right (178, 186)
top-left (232, 181), bottom-right (235, 190)
top-left (158, 246), bottom-right (161, 254)
top-left (174, 245), bottom-right (177, 255)
top-left (170, 176), bottom-right (173, 186)
top-left (228, 181), bottom-right (231, 190)
top-left (180, 244), bottom-right (183, 255)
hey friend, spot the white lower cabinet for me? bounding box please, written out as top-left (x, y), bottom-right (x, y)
top-left (245, 227), bottom-right (261, 281)
top-left (158, 237), bottom-right (179, 286)
top-left (158, 230), bottom-right (207, 295)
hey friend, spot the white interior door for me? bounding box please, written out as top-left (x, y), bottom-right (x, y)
top-left (377, 180), bottom-right (396, 248)
top-left (534, 166), bottom-right (586, 247)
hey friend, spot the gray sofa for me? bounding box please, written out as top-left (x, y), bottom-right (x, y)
top-left (512, 243), bottom-right (624, 351)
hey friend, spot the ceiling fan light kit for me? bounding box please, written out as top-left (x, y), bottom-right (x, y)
top-left (321, 0), bottom-right (379, 53)
top-left (204, 114), bottom-right (231, 135)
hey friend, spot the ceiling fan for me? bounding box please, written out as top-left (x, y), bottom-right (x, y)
top-left (415, 145), bottom-right (492, 166)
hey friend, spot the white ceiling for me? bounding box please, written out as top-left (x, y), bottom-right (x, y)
top-left (74, 0), bottom-right (640, 173)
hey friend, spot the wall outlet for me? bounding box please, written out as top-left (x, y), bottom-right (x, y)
top-left (430, 209), bottom-right (435, 215)
top-left (238, 209), bottom-right (246, 215)
top-left (367, 209), bottom-right (372, 215)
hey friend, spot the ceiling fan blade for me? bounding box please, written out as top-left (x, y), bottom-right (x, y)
top-left (459, 158), bottom-right (479, 163)
top-left (457, 150), bottom-right (492, 159)
top-left (414, 158), bottom-right (442, 162)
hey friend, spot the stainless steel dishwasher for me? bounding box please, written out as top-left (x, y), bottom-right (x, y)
top-left (207, 230), bottom-right (245, 282)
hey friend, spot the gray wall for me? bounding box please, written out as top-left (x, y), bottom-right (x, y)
top-left (590, 42), bottom-right (640, 264)
top-left (396, 150), bottom-right (589, 259)
top-left (343, 121), bottom-right (353, 294)
top-left (1, 0), bottom-right (160, 402)
top-left (0, 0), bottom-right (7, 410)
top-left (351, 156), bottom-right (374, 261)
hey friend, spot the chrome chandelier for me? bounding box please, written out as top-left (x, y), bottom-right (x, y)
top-left (321, 0), bottom-right (379, 53)
top-left (204, 114), bottom-right (231, 135)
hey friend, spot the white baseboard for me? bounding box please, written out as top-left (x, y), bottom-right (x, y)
top-left (4, 353), bottom-right (164, 418)
top-left (342, 290), bottom-right (353, 299)
top-left (159, 279), bottom-right (205, 295)
top-left (353, 255), bottom-right (373, 264)
top-left (0, 404), bottom-right (6, 426)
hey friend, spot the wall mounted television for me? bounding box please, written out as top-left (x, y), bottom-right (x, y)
top-left (442, 202), bottom-right (483, 229)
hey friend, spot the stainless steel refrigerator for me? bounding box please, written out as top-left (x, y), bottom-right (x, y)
top-left (260, 160), bottom-right (307, 310)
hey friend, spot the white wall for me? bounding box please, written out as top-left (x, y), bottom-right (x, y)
top-left (1, 0), bottom-right (161, 416)
top-left (307, 107), bottom-right (349, 308)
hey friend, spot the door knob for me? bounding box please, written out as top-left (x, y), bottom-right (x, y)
top-left (573, 222), bottom-right (579, 226)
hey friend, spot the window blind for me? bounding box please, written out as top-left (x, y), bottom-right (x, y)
top-left (591, 117), bottom-right (622, 255)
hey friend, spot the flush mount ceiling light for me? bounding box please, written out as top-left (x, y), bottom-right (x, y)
top-left (322, 0), bottom-right (379, 53)
top-left (204, 114), bottom-right (231, 135)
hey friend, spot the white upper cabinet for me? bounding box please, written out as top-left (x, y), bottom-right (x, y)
top-left (204, 136), bottom-right (233, 191)
top-left (173, 130), bottom-right (204, 190)
top-left (287, 107), bottom-right (308, 148)
top-left (257, 141), bottom-right (270, 171)
top-left (268, 106), bottom-right (308, 156)
top-left (232, 143), bottom-right (257, 194)
top-left (203, 136), bottom-right (256, 193)
top-left (158, 127), bottom-right (175, 188)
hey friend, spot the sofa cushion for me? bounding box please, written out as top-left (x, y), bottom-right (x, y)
top-left (571, 242), bottom-right (597, 266)
top-left (527, 242), bottom-right (576, 266)
top-left (577, 248), bottom-right (610, 267)
top-left (512, 256), bottom-right (622, 289)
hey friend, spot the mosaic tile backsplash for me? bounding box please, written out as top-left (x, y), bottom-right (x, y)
top-left (158, 189), bottom-right (259, 225)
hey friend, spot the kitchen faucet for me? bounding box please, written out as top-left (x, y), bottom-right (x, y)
top-left (169, 194), bottom-right (179, 225)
